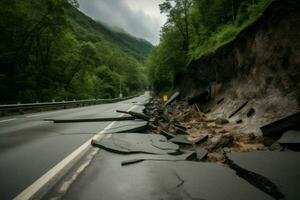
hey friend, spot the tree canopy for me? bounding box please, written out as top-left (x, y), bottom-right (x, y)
top-left (0, 0), bottom-right (152, 103)
top-left (146, 0), bottom-right (272, 93)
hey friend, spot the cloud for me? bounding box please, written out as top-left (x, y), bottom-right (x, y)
top-left (77, 0), bottom-right (166, 45)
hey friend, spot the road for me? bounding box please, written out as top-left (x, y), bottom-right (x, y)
top-left (0, 94), bottom-right (149, 200)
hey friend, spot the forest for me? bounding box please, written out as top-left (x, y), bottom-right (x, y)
top-left (147, 0), bottom-right (272, 93)
top-left (0, 0), bottom-right (152, 104)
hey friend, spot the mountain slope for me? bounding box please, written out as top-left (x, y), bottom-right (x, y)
top-left (182, 0), bottom-right (300, 134)
top-left (0, 0), bottom-right (153, 103)
top-left (67, 5), bottom-right (153, 62)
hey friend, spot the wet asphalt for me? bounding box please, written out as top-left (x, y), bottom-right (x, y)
top-left (0, 94), bottom-right (149, 200)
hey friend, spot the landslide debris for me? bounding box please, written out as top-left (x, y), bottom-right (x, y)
top-left (144, 98), bottom-right (266, 163)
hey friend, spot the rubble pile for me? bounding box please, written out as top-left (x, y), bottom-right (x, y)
top-left (47, 94), bottom-right (300, 199)
top-left (144, 97), bottom-right (267, 163)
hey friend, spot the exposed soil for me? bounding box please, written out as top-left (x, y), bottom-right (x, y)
top-left (145, 98), bottom-right (268, 163)
top-left (176, 0), bottom-right (300, 138)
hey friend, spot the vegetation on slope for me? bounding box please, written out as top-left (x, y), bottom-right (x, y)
top-left (146, 0), bottom-right (272, 93)
top-left (0, 0), bottom-right (152, 103)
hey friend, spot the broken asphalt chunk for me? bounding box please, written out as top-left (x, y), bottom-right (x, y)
top-left (194, 147), bottom-right (208, 161)
top-left (278, 130), bottom-right (300, 144)
top-left (116, 110), bottom-right (149, 121)
top-left (45, 116), bottom-right (135, 123)
top-left (91, 133), bottom-right (179, 155)
top-left (170, 135), bottom-right (191, 145)
top-left (175, 127), bottom-right (189, 135)
top-left (121, 159), bottom-right (144, 166)
top-left (159, 130), bottom-right (176, 139)
top-left (269, 142), bottom-right (284, 151)
top-left (174, 123), bottom-right (187, 130)
top-left (260, 111), bottom-right (300, 137)
top-left (228, 151), bottom-right (300, 200)
top-left (121, 151), bottom-right (196, 166)
top-left (157, 114), bottom-right (170, 123)
top-left (278, 130), bottom-right (300, 150)
top-left (104, 121), bottom-right (148, 133)
top-left (192, 134), bottom-right (208, 145)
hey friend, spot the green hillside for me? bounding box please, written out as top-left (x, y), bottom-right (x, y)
top-left (0, 0), bottom-right (153, 103)
top-left (67, 6), bottom-right (153, 62)
top-left (146, 0), bottom-right (272, 93)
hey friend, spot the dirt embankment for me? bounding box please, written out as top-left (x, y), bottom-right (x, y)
top-left (182, 0), bottom-right (300, 135)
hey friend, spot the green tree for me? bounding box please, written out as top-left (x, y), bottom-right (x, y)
top-left (160, 0), bottom-right (192, 51)
top-left (147, 0), bottom-right (272, 93)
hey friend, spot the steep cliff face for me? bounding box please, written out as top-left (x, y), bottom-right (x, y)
top-left (186, 0), bottom-right (300, 134)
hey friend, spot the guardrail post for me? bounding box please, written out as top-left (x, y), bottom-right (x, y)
top-left (17, 102), bottom-right (24, 114)
top-left (63, 100), bottom-right (67, 109)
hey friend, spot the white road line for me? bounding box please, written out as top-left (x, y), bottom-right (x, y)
top-left (25, 109), bottom-right (71, 118)
top-left (25, 101), bottom-right (121, 118)
top-left (0, 118), bottom-right (17, 123)
top-left (13, 105), bottom-right (137, 200)
top-left (26, 113), bottom-right (52, 118)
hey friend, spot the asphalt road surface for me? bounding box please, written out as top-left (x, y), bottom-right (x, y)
top-left (0, 94), bottom-right (149, 200)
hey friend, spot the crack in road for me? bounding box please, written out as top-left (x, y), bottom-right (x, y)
top-left (170, 170), bottom-right (206, 200)
top-left (148, 135), bottom-right (178, 151)
top-left (224, 154), bottom-right (285, 200)
top-left (173, 171), bottom-right (185, 188)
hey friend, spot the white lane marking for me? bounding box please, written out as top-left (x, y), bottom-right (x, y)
top-left (25, 100), bottom-right (133, 118)
top-left (58, 148), bottom-right (99, 194)
top-left (0, 118), bottom-right (17, 123)
top-left (26, 113), bottom-right (53, 118)
top-left (25, 109), bottom-right (77, 118)
top-left (13, 105), bottom-right (138, 200)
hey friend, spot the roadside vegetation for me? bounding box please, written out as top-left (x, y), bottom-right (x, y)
top-left (0, 0), bottom-right (152, 104)
top-left (146, 0), bottom-right (272, 93)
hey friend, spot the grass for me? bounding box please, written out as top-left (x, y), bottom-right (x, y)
top-left (190, 0), bottom-right (273, 60)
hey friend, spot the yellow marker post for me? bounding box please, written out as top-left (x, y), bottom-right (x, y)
top-left (163, 95), bottom-right (168, 103)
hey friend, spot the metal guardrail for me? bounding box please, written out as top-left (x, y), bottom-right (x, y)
top-left (0, 95), bottom-right (138, 111)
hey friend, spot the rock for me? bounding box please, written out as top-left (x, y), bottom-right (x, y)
top-left (217, 129), bottom-right (228, 134)
top-left (175, 127), bottom-right (189, 135)
top-left (235, 133), bottom-right (259, 144)
top-left (159, 130), bottom-right (176, 140)
top-left (208, 134), bottom-right (234, 151)
top-left (192, 134), bottom-right (208, 144)
top-left (170, 135), bottom-right (191, 145)
top-left (215, 117), bottom-right (229, 125)
top-left (194, 147), bottom-right (208, 161)
top-left (269, 141), bottom-right (284, 151)
top-left (207, 152), bottom-right (225, 162)
top-left (236, 119), bottom-right (243, 124)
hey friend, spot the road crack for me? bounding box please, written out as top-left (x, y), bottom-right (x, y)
top-left (224, 154), bottom-right (285, 200)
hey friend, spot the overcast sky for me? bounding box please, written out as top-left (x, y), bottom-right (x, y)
top-left (77, 0), bottom-right (167, 45)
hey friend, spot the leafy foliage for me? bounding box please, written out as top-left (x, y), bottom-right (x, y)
top-left (0, 0), bottom-right (152, 103)
top-left (146, 0), bottom-right (272, 93)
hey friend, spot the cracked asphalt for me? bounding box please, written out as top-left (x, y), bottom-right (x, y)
top-left (44, 96), bottom-right (300, 200)
top-left (58, 150), bottom-right (273, 200)
top-left (0, 95), bottom-right (149, 200)
top-left (2, 93), bottom-right (299, 200)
